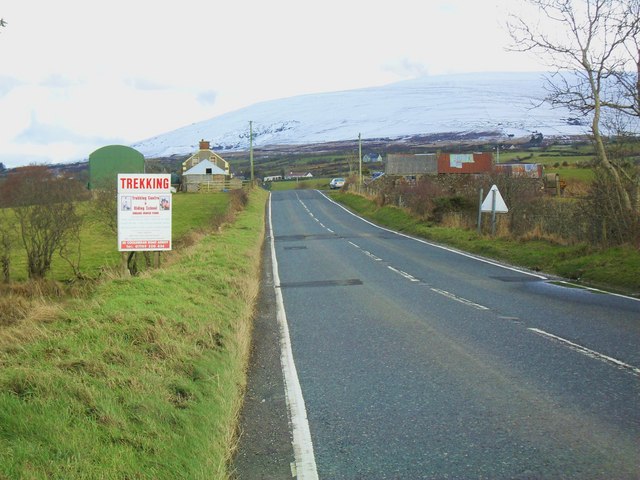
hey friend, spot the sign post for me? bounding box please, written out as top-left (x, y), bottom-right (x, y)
top-left (480, 185), bottom-right (508, 236)
top-left (117, 174), bottom-right (172, 253)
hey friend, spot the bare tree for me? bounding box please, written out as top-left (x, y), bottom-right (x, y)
top-left (91, 181), bottom-right (118, 235)
top-left (7, 166), bottom-right (86, 279)
top-left (508, 0), bottom-right (640, 212)
top-left (0, 209), bottom-right (15, 283)
top-left (609, 32), bottom-right (640, 118)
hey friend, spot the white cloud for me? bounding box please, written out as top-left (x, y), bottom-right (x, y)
top-left (197, 90), bottom-right (217, 106)
top-left (383, 58), bottom-right (429, 79)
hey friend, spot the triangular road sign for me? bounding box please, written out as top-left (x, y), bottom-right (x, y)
top-left (481, 185), bottom-right (508, 213)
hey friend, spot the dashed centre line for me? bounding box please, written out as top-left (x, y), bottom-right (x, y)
top-left (387, 266), bottom-right (420, 282)
top-left (430, 288), bottom-right (490, 310)
top-left (305, 196), bottom-right (488, 313)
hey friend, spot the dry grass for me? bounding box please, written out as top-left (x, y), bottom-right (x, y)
top-left (518, 224), bottom-right (573, 246)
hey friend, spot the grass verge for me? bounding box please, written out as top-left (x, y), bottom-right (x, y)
top-left (0, 188), bottom-right (269, 479)
top-left (331, 192), bottom-right (640, 296)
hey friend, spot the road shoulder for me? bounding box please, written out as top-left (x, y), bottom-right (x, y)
top-left (232, 216), bottom-right (295, 479)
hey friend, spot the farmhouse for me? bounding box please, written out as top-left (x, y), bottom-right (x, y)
top-left (182, 140), bottom-right (230, 176)
top-left (180, 140), bottom-right (245, 192)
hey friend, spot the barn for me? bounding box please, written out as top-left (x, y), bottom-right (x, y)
top-left (88, 145), bottom-right (145, 189)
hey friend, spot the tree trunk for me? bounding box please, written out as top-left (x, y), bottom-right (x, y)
top-left (636, 47), bottom-right (639, 115)
top-left (588, 69), bottom-right (633, 212)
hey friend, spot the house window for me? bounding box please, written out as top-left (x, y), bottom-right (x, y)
top-left (206, 168), bottom-right (212, 174)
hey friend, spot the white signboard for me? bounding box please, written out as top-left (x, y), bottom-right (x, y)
top-left (481, 185), bottom-right (509, 213)
top-left (117, 174), bottom-right (172, 251)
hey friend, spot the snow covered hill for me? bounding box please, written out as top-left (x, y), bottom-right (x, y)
top-left (132, 72), bottom-right (591, 158)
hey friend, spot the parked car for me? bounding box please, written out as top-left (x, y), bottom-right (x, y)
top-left (329, 178), bottom-right (345, 189)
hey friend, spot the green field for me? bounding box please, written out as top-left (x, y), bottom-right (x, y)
top-left (4, 193), bottom-right (231, 282)
top-left (498, 144), bottom-right (596, 166)
top-left (0, 188), bottom-right (268, 479)
top-left (266, 177), bottom-right (333, 191)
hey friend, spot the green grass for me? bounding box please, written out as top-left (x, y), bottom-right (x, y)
top-left (0, 188), bottom-right (268, 479)
top-left (5, 193), bottom-right (231, 282)
top-left (548, 166), bottom-right (596, 182)
top-left (267, 177), bottom-right (333, 191)
top-left (332, 192), bottom-right (640, 295)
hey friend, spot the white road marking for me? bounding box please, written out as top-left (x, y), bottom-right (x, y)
top-left (430, 288), bottom-right (490, 310)
top-left (388, 266), bottom-right (420, 282)
top-left (269, 194), bottom-right (319, 479)
top-left (528, 327), bottom-right (640, 376)
top-left (348, 241), bottom-right (360, 249)
top-left (363, 250), bottom-right (382, 261)
top-left (554, 281), bottom-right (640, 303)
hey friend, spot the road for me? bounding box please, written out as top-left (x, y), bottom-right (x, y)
top-left (263, 189), bottom-right (639, 479)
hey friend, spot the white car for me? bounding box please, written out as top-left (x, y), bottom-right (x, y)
top-left (329, 178), bottom-right (345, 189)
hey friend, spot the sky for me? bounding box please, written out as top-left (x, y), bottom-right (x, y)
top-left (0, 0), bottom-right (542, 168)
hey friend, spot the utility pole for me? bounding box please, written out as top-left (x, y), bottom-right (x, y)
top-left (249, 121), bottom-right (254, 183)
top-left (358, 133), bottom-right (362, 189)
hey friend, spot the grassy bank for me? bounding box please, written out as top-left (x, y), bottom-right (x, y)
top-left (0, 188), bottom-right (268, 479)
top-left (331, 192), bottom-right (640, 296)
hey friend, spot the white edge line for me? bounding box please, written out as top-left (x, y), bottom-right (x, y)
top-left (269, 193), bottom-right (319, 479)
top-left (528, 327), bottom-right (640, 376)
top-left (554, 280), bottom-right (640, 303)
top-left (317, 190), bottom-right (548, 280)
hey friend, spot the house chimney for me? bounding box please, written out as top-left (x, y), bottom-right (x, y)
top-left (199, 139), bottom-right (210, 150)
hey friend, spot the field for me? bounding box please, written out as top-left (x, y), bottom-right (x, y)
top-left (498, 144), bottom-right (596, 182)
top-left (0, 188), bottom-right (269, 479)
top-left (4, 193), bottom-right (231, 282)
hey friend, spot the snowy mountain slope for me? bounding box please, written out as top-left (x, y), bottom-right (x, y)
top-left (132, 72), bottom-right (591, 158)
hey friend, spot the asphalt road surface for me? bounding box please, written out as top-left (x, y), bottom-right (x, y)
top-left (238, 189), bottom-right (640, 480)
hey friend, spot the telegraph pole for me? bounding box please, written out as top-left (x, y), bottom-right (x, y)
top-left (249, 120), bottom-right (254, 182)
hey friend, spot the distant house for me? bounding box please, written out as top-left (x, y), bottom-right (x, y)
top-left (182, 160), bottom-right (240, 192)
top-left (363, 153), bottom-right (383, 163)
top-left (285, 172), bottom-right (313, 180)
top-left (182, 140), bottom-right (230, 176)
top-left (181, 140), bottom-right (242, 192)
top-left (263, 175), bottom-right (283, 182)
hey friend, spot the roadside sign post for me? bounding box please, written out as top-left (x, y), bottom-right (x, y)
top-left (480, 185), bottom-right (508, 236)
top-left (117, 173), bottom-right (172, 257)
top-left (477, 187), bottom-right (483, 234)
